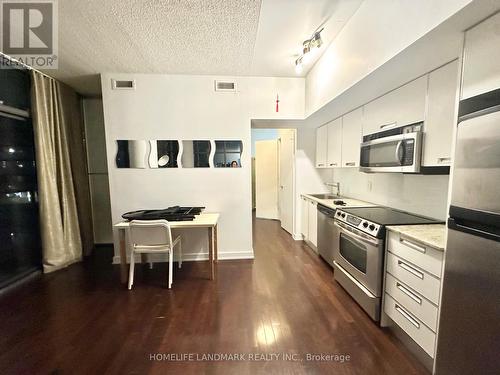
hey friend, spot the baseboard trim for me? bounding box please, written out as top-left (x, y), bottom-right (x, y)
top-left (292, 233), bottom-right (304, 241)
top-left (113, 250), bottom-right (254, 264)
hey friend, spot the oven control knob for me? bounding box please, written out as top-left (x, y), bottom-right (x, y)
top-left (362, 222), bottom-right (368, 228)
top-left (341, 213), bottom-right (346, 218)
top-left (369, 224), bottom-right (375, 231)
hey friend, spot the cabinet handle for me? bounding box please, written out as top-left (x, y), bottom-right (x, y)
top-left (400, 237), bottom-right (426, 253)
top-left (396, 282), bottom-right (422, 305)
top-left (345, 162), bottom-right (355, 166)
top-left (437, 157), bottom-right (451, 164)
top-left (395, 303), bottom-right (420, 329)
top-left (317, 163), bottom-right (325, 167)
top-left (397, 260), bottom-right (424, 279)
top-left (380, 121), bottom-right (397, 129)
top-left (329, 163), bottom-right (337, 166)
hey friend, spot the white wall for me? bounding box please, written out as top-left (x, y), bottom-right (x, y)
top-left (323, 169), bottom-right (450, 220)
top-left (305, 0), bottom-right (472, 117)
top-left (101, 74), bottom-right (304, 262)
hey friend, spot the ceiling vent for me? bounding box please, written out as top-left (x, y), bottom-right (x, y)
top-left (215, 80), bottom-right (237, 92)
top-left (112, 79), bottom-right (136, 90)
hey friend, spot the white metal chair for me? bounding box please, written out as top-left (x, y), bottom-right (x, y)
top-left (127, 219), bottom-right (182, 290)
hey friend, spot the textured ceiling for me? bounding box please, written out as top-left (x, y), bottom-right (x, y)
top-left (38, 0), bottom-right (361, 95)
top-left (46, 0), bottom-right (262, 94)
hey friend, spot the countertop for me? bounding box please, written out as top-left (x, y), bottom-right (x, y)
top-left (301, 194), bottom-right (376, 210)
top-left (386, 224), bottom-right (446, 251)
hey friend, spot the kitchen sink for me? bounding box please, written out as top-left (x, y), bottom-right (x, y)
top-left (309, 194), bottom-right (339, 199)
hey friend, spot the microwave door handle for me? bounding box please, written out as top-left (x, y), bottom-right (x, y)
top-left (395, 140), bottom-right (404, 165)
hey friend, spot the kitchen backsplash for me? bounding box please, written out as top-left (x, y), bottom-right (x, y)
top-left (327, 169), bottom-right (450, 220)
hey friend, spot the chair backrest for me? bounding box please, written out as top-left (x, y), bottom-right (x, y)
top-left (128, 219), bottom-right (173, 248)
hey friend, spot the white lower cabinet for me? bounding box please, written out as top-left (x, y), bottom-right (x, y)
top-left (301, 196), bottom-right (318, 249)
top-left (385, 273), bottom-right (438, 331)
top-left (308, 199), bottom-right (318, 247)
top-left (383, 229), bottom-right (444, 360)
top-left (301, 196), bottom-right (309, 239)
top-left (384, 294), bottom-right (436, 357)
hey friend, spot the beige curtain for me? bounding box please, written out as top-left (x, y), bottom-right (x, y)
top-left (31, 71), bottom-right (93, 273)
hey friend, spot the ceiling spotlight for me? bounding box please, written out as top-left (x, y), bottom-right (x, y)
top-left (295, 56), bottom-right (303, 74)
top-left (310, 30), bottom-right (323, 49)
top-left (303, 41), bottom-right (311, 55)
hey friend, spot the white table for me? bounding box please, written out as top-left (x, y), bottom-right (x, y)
top-left (114, 213), bottom-right (219, 283)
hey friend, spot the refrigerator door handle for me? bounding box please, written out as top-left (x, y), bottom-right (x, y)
top-left (448, 218), bottom-right (500, 243)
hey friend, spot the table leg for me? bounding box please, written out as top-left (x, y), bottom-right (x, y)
top-left (214, 224), bottom-right (218, 263)
top-left (208, 227), bottom-right (214, 280)
top-left (119, 229), bottom-right (127, 284)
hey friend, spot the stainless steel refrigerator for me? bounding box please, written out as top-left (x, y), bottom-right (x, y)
top-left (434, 89), bottom-right (500, 374)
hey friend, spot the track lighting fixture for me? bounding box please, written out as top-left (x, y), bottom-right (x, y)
top-left (295, 56), bottom-right (303, 74)
top-left (294, 27), bottom-right (324, 74)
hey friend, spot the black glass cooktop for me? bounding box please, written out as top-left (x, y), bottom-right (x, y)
top-left (339, 206), bottom-right (443, 226)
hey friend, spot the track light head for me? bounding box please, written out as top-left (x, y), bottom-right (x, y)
top-left (295, 56), bottom-right (303, 74)
top-left (310, 31), bottom-right (323, 49)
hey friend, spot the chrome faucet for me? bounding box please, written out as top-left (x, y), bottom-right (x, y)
top-left (325, 182), bottom-right (341, 197)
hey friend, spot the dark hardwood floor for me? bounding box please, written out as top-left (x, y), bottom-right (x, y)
top-left (0, 218), bottom-right (428, 374)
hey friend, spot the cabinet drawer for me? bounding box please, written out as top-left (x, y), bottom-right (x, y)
top-left (387, 231), bottom-right (443, 278)
top-left (385, 273), bottom-right (438, 332)
top-left (386, 252), bottom-right (440, 305)
top-left (384, 294), bottom-right (436, 357)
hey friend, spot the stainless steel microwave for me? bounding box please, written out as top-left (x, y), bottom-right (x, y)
top-left (360, 123), bottom-right (423, 173)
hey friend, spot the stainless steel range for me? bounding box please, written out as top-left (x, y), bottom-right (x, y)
top-left (333, 207), bottom-right (442, 321)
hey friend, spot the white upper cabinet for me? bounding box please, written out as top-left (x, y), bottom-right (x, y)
top-left (363, 76), bottom-right (427, 136)
top-left (462, 12), bottom-right (500, 99)
top-left (327, 118), bottom-right (342, 168)
top-left (422, 60), bottom-right (459, 167)
top-left (341, 108), bottom-right (363, 167)
top-left (315, 125), bottom-right (328, 168)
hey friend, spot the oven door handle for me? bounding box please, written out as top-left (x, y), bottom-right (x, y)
top-left (334, 222), bottom-right (380, 246)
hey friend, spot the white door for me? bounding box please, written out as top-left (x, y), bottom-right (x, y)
top-left (255, 140), bottom-right (279, 220)
top-left (278, 129), bottom-right (295, 235)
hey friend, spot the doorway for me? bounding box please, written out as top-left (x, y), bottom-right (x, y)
top-left (251, 128), bottom-right (296, 236)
